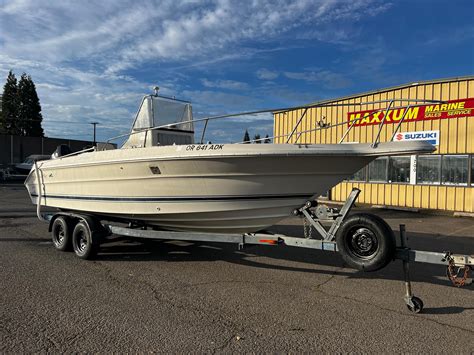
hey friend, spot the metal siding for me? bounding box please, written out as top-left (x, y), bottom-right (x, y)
top-left (465, 188), bottom-right (473, 212)
top-left (429, 186), bottom-right (438, 209)
top-left (413, 185), bottom-right (422, 208)
top-left (439, 83), bottom-right (450, 154)
top-left (447, 82), bottom-right (458, 154)
top-left (458, 81), bottom-right (468, 153)
top-left (467, 80), bottom-right (474, 153)
top-left (432, 83), bottom-right (443, 152)
top-left (405, 185), bottom-right (413, 207)
top-left (455, 187), bottom-right (464, 211)
top-left (438, 186), bottom-right (447, 210)
top-left (276, 78), bottom-right (474, 212)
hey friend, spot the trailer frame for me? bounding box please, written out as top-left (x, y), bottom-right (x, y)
top-left (42, 188), bottom-right (472, 314)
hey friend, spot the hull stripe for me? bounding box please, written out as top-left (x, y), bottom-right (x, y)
top-left (30, 193), bottom-right (312, 202)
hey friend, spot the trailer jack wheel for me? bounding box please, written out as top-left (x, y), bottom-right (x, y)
top-left (336, 213), bottom-right (396, 272)
top-left (406, 296), bottom-right (424, 314)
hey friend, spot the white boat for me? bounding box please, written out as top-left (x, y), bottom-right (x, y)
top-left (15, 154), bottom-right (50, 175)
top-left (25, 91), bottom-right (435, 233)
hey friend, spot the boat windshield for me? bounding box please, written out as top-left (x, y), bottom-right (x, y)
top-left (132, 95), bottom-right (193, 132)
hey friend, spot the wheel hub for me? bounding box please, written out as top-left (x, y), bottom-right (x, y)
top-left (58, 226), bottom-right (65, 243)
top-left (349, 227), bottom-right (378, 258)
top-left (77, 232), bottom-right (87, 252)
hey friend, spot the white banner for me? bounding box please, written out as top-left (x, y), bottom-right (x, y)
top-left (393, 130), bottom-right (439, 145)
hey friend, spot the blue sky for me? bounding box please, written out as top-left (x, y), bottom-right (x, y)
top-left (1, 0), bottom-right (473, 143)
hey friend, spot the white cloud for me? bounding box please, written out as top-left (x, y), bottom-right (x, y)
top-left (0, 0), bottom-right (391, 141)
top-left (256, 68), bottom-right (279, 80)
top-left (0, 0), bottom-right (392, 72)
top-left (201, 79), bottom-right (249, 90)
top-left (284, 69), bottom-right (352, 89)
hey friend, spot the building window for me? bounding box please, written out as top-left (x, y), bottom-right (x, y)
top-left (368, 157), bottom-right (388, 182)
top-left (442, 155), bottom-right (468, 185)
top-left (388, 156), bottom-right (410, 183)
top-left (471, 156), bottom-right (474, 186)
top-left (348, 167), bottom-right (366, 182)
top-left (417, 155), bottom-right (441, 185)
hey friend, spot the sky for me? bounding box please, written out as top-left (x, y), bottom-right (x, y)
top-left (0, 0), bottom-right (473, 144)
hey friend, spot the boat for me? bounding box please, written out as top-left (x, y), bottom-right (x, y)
top-left (15, 154), bottom-right (50, 175)
top-left (24, 91), bottom-right (436, 233)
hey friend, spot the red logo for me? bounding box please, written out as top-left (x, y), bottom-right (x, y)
top-left (395, 133), bottom-right (403, 141)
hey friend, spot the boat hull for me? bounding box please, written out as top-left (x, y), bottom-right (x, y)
top-left (25, 142), bottom-right (434, 233)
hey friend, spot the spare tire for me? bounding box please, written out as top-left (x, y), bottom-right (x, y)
top-left (336, 213), bottom-right (396, 272)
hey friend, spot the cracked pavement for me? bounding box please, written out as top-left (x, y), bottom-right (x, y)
top-left (1, 184), bottom-right (473, 352)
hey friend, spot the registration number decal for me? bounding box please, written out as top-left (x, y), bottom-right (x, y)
top-left (186, 144), bottom-right (224, 151)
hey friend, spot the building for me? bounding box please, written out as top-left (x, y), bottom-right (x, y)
top-left (0, 134), bottom-right (116, 166)
top-left (273, 76), bottom-right (474, 213)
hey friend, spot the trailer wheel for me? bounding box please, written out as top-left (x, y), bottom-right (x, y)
top-left (336, 213), bottom-right (396, 272)
top-left (72, 221), bottom-right (99, 260)
top-left (51, 216), bottom-right (72, 251)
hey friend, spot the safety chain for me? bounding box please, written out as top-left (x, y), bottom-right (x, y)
top-left (446, 256), bottom-right (471, 287)
top-left (303, 217), bottom-right (312, 239)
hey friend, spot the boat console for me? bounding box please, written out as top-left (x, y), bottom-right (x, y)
top-left (122, 91), bottom-right (194, 148)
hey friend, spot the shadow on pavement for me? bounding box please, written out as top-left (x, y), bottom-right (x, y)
top-left (94, 228), bottom-right (473, 290)
top-left (421, 306), bottom-right (473, 315)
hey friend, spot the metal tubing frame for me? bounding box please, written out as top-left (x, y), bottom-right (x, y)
top-left (105, 224), bottom-right (339, 252)
top-left (41, 209), bottom-right (473, 269)
top-left (371, 100), bottom-right (394, 148)
top-left (200, 119), bottom-right (209, 144)
top-left (339, 108), bottom-right (382, 144)
top-left (390, 105), bottom-right (411, 142)
top-left (285, 108), bottom-right (308, 144)
top-left (299, 188), bottom-right (360, 242)
top-left (106, 98), bottom-right (445, 146)
top-left (33, 161), bottom-right (47, 222)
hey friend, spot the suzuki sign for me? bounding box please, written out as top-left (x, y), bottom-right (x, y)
top-left (393, 130), bottom-right (439, 145)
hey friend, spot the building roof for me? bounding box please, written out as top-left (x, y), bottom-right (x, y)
top-left (308, 75), bottom-right (474, 106)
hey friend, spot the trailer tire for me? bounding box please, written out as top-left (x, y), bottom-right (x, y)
top-left (51, 216), bottom-right (73, 251)
top-left (72, 221), bottom-right (100, 260)
top-left (336, 213), bottom-right (396, 272)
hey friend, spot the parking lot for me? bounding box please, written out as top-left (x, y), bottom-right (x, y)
top-left (1, 183), bottom-right (473, 352)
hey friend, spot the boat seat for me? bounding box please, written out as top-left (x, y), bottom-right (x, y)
top-left (52, 144), bottom-right (72, 159)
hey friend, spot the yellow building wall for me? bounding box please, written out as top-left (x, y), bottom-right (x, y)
top-left (274, 78), bottom-right (474, 212)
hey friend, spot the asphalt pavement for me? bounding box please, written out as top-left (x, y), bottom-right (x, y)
top-left (1, 184), bottom-right (473, 352)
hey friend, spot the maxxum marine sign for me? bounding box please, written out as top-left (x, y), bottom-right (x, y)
top-left (347, 98), bottom-right (474, 127)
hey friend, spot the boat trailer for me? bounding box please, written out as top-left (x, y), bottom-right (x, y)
top-left (42, 188), bottom-right (472, 314)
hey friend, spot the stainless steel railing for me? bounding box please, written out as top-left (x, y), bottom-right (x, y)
top-left (105, 98), bottom-right (445, 148)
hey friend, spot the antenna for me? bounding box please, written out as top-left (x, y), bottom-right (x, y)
top-left (153, 86), bottom-right (160, 96)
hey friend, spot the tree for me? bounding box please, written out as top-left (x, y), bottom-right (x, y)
top-left (243, 129), bottom-right (250, 143)
top-left (264, 134), bottom-right (271, 143)
top-left (0, 71), bottom-right (19, 135)
top-left (18, 74), bottom-right (44, 137)
top-left (253, 134), bottom-right (261, 143)
top-left (1, 71), bottom-right (44, 137)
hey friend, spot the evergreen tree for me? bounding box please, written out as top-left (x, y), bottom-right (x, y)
top-left (253, 133), bottom-right (261, 143)
top-left (264, 134), bottom-right (271, 143)
top-left (18, 74), bottom-right (44, 137)
top-left (0, 71), bottom-right (19, 135)
top-left (243, 129), bottom-right (250, 143)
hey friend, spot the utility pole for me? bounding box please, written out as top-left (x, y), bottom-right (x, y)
top-left (90, 122), bottom-right (99, 147)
